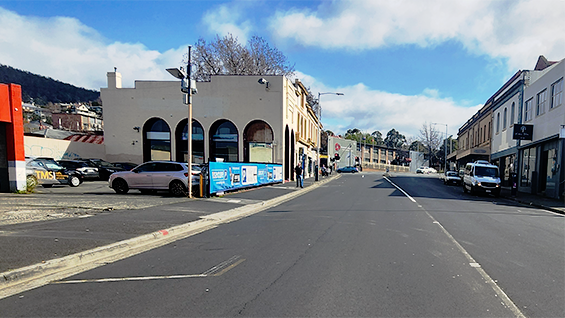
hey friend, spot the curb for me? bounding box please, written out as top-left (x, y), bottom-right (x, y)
top-left (500, 194), bottom-right (565, 215)
top-left (0, 174), bottom-right (340, 300)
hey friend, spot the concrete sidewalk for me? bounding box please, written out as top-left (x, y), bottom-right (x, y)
top-left (499, 186), bottom-right (565, 215)
top-left (0, 174), bottom-right (338, 299)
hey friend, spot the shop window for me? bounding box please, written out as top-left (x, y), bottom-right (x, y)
top-left (210, 120), bottom-right (238, 162)
top-left (175, 119), bottom-right (204, 164)
top-left (143, 118), bottom-right (171, 162)
top-left (243, 120), bottom-right (274, 163)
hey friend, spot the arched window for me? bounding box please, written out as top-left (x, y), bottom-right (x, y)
top-left (511, 102), bottom-right (515, 126)
top-left (143, 118), bottom-right (171, 162)
top-left (503, 108), bottom-right (508, 129)
top-left (209, 120), bottom-right (238, 162)
top-left (175, 119), bottom-right (204, 164)
top-left (243, 120), bottom-right (274, 163)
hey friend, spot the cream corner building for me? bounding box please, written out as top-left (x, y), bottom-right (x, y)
top-left (100, 72), bottom-right (322, 181)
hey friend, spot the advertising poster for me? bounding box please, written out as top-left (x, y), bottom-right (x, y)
top-left (209, 162), bottom-right (283, 194)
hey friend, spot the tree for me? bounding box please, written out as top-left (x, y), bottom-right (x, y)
top-left (408, 140), bottom-right (426, 152)
top-left (192, 34), bottom-right (295, 81)
top-left (418, 122), bottom-right (442, 167)
top-left (371, 131), bottom-right (384, 145)
top-left (384, 129), bottom-right (406, 149)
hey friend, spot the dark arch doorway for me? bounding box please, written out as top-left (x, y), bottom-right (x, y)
top-left (143, 118), bottom-right (171, 162)
top-left (285, 125), bottom-right (290, 180)
top-left (243, 120), bottom-right (274, 163)
top-left (175, 119), bottom-right (204, 164)
top-left (209, 120), bottom-right (238, 162)
top-left (290, 129), bottom-right (295, 181)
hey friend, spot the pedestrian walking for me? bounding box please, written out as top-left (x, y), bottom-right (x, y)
top-left (295, 164), bottom-right (303, 188)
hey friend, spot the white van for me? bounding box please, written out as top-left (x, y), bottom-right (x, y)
top-left (463, 161), bottom-right (501, 196)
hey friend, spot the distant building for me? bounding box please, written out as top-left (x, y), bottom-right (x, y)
top-left (52, 104), bottom-right (103, 132)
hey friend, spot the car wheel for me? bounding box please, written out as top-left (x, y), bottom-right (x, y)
top-left (169, 180), bottom-right (187, 197)
top-left (112, 178), bottom-right (129, 194)
top-left (69, 175), bottom-right (81, 187)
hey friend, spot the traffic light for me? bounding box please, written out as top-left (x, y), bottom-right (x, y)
top-left (335, 153), bottom-right (340, 160)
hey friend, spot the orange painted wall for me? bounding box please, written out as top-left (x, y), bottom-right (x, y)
top-left (0, 83), bottom-right (25, 161)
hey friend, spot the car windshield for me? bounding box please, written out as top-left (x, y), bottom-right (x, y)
top-left (446, 172), bottom-right (457, 176)
top-left (38, 159), bottom-right (63, 170)
top-left (475, 166), bottom-right (499, 178)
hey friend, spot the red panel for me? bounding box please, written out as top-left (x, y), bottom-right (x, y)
top-left (6, 84), bottom-right (25, 161)
top-left (0, 84), bottom-right (11, 123)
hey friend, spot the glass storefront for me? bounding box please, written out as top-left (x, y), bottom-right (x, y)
top-left (521, 147), bottom-right (536, 187)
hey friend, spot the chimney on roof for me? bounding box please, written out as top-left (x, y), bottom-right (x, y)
top-left (107, 71), bottom-right (122, 89)
top-left (534, 55), bottom-right (557, 71)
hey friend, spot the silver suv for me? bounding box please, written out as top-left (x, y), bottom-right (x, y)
top-left (109, 161), bottom-right (197, 196)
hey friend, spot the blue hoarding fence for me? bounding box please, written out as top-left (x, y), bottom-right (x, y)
top-left (208, 162), bottom-right (283, 195)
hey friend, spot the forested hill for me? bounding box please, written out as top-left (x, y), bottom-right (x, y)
top-left (0, 64), bottom-right (100, 105)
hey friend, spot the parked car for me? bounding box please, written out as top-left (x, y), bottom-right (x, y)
top-left (463, 161), bottom-right (501, 196)
top-left (57, 159), bottom-right (100, 180)
top-left (416, 166), bottom-right (429, 174)
top-left (26, 157), bottom-right (83, 188)
top-left (109, 161), bottom-right (193, 196)
top-left (77, 158), bottom-right (125, 180)
top-left (443, 170), bottom-right (461, 185)
top-left (416, 166), bottom-right (437, 174)
top-left (337, 166), bottom-right (359, 173)
top-left (112, 162), bottom-right (139, 171)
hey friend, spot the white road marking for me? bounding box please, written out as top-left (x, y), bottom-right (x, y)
top-left (383, 176), bottom-right (526, 318)
top-left (53, 255), bottom-right (244, 284)
top-left (383, 176), bottom-right (416, 202)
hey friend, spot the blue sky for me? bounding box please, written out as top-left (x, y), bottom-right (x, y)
top-left (1, 0), bottom-right (563, 139)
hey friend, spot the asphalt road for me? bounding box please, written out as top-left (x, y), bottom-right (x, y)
top-left (0, 173), bottom-right (563, 317)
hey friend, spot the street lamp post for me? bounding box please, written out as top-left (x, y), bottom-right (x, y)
top-left (167, 46), bottom-right (194, 198)
top-left (317, 92), bottom-right (344, 180)
top-left (432, 122), bottom-right (448, 172)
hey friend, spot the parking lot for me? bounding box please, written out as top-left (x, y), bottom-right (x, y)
top-left (0, 180), bottom-right (191, 226)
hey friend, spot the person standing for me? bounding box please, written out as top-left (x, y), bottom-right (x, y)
top-left (295, 164), bottom-right (303, 188)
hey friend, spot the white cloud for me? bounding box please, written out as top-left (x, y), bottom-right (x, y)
top-left (270, 0), bottom-right (565, 70)
top-left (201, 3), bottom-right (253, 43)
top-left (0, 7), bottom-right (184, 90)
top-left (296, 71), bottom-right (481, 138)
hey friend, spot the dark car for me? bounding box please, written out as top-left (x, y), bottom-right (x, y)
top-left (337, 166), bottom-right (359, 173)
top-left (76, 158), bottom-right (125, 180)
top-left (112, 162), bottom-right (139, 171)
top-left (26, 157), bottom-right (83, 188)
top-left (443, 170), bottom-right (461, 185)
top-left (57, 159), bottom-right (100, 180)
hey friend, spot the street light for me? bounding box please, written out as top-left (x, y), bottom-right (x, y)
top-left (432, 122), bottom-right (448, 173)
top-left (317, 92), bottom-right (344, 180)
top-left (167, 46), bottom-right (194, 198)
